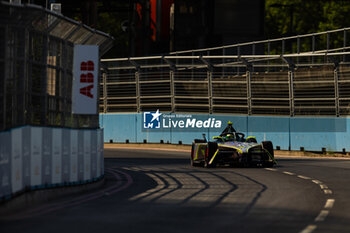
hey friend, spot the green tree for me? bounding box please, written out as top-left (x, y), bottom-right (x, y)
top-left (265, 0), bottom-right (350, 53)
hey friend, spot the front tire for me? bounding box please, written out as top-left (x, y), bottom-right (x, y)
top-left (262, 141), bottom-right (275, 167)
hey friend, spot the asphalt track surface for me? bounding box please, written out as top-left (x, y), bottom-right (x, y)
top-left (1, 148), bottom-right (350, 233)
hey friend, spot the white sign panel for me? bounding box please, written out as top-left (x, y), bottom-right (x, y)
top-left (72, 45), bottom-right (99, 114)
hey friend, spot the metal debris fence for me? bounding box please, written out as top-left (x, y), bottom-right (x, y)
top-left (101, 28), bottom-right (350, 117)
top-left (0, 2), bottom-right (114, 131)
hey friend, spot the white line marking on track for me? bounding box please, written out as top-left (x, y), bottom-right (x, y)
top-left (297, 175), bottom-right (311, 180)
top-left (264, 168), bottom-right (277, 171)
top-left (312, 179), bottom-right (322, 184)
top-left (315, 210), bottom-right (329, 222)
top-left (264, 168), bottom-right (335, 231)
top-left (324, 189), bottom-right (333, 194)
top-left (324, 199), bottom-right (335, 209)
top-left (283, 171), bottom-right (295, 175)
top-left (300, 224), bottom-right (317, 233)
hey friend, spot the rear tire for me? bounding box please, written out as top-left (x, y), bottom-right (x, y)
top-left (263, 161), bottom-right (274, 168)
top-left (262, 141), bottom-right (274, 167)
top-left (246, 138), bottom-right (257, 143)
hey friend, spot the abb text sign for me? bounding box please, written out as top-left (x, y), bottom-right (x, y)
top-left (72, 45), bottom-right (99, 114)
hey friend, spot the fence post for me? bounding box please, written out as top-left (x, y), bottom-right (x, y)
top-left (2, 25), bottom-right (8, 130)
top-left (334, 63), bottom-right (340, 117)
top-left (240, 58), bottom-right (252, 115)
top-left (208, 69), bottom-right (213, 114)
top-left (282, 57), bottom-right (295, 116)
top-left (246, 69), bottom-right (252, 116)
top-left (201, 56), bottom-right (213, 114)
top-left (288, 68), bottom-right (295, 117)
top-left (343, 29), bottom-right (347, 62)
top-left (129, 60), bottom-right (141, 113)
top-left (42, 33), bottom-right (48, 125)
top-left (170, 70), bottom-right (175, 113)
top-left (135, 70), bottom-right (140, 113)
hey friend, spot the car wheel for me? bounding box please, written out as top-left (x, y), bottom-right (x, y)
top-left (203, 158), bottom-right (209, 168)
top-left (263, 161), bottom-right (274, 168)
top-left (262, 141), bottom-right (275, 164)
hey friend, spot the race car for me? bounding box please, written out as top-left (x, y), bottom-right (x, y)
top-left (190, 121), bottom-right (276, 168)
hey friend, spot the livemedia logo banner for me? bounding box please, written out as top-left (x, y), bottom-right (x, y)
top-left (142, 110), bottom-right (222, 132)
top-left (143, 110), bottom-right (162, 129)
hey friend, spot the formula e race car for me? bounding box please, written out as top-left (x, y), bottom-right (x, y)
top-left (190, 121), bottom-right (276, 168)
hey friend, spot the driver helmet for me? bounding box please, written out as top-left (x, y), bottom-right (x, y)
top-left (225, 133), bottom-right (235, 140)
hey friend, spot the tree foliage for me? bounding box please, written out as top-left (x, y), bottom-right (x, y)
top-left (265, 0), bottom-right (350, 54)
top-left (265, 0), bottom-right (350, 37)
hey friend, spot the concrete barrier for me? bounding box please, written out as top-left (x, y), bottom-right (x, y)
top-left (0, 126), bottom-right (104, 201)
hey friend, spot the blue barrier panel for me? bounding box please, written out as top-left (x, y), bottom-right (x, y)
top-left (247, 116), bottom-right (290, 150)
top-left (83, 130), bottom-right (91, 180)
top-left (0, 131), bottom-right (11, 199)
top-left (22, 126), bottom-right (31, 189)
top-left (290, 117), bottom-right (346, 151)
top-left (100, 113), bottom-right (137, 143)
top-left (70, 129), bottom-right (78, 182)
top-left (42, 127), bottom-right (52, 186)
top-left (78, 130), bottom-right (84, 181)
top-left (91, 130), bottom-right (97, 179)
top-left (11, 128), bottom-right (23, 194)
top-left (52, 128), bottom-right (62, 185)
top-left (62, 128), bottom-right (71, 183)
top-left (98, 129), bottom-right (104, 176)
top-left (0, 126), bottom-right (103, 200)
top-left (334, 118), bottom-right (350, 152)
top-left (100, 113), bottom-right (350, 152)
top-left (31, 127), bottom-right (42, 186)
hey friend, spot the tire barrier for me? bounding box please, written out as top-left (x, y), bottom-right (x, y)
top-left (0, 126), bottom-right (104, 201)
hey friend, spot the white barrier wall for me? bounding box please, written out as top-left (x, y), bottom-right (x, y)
top-left (0, 126), bottom-right (104, 200)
